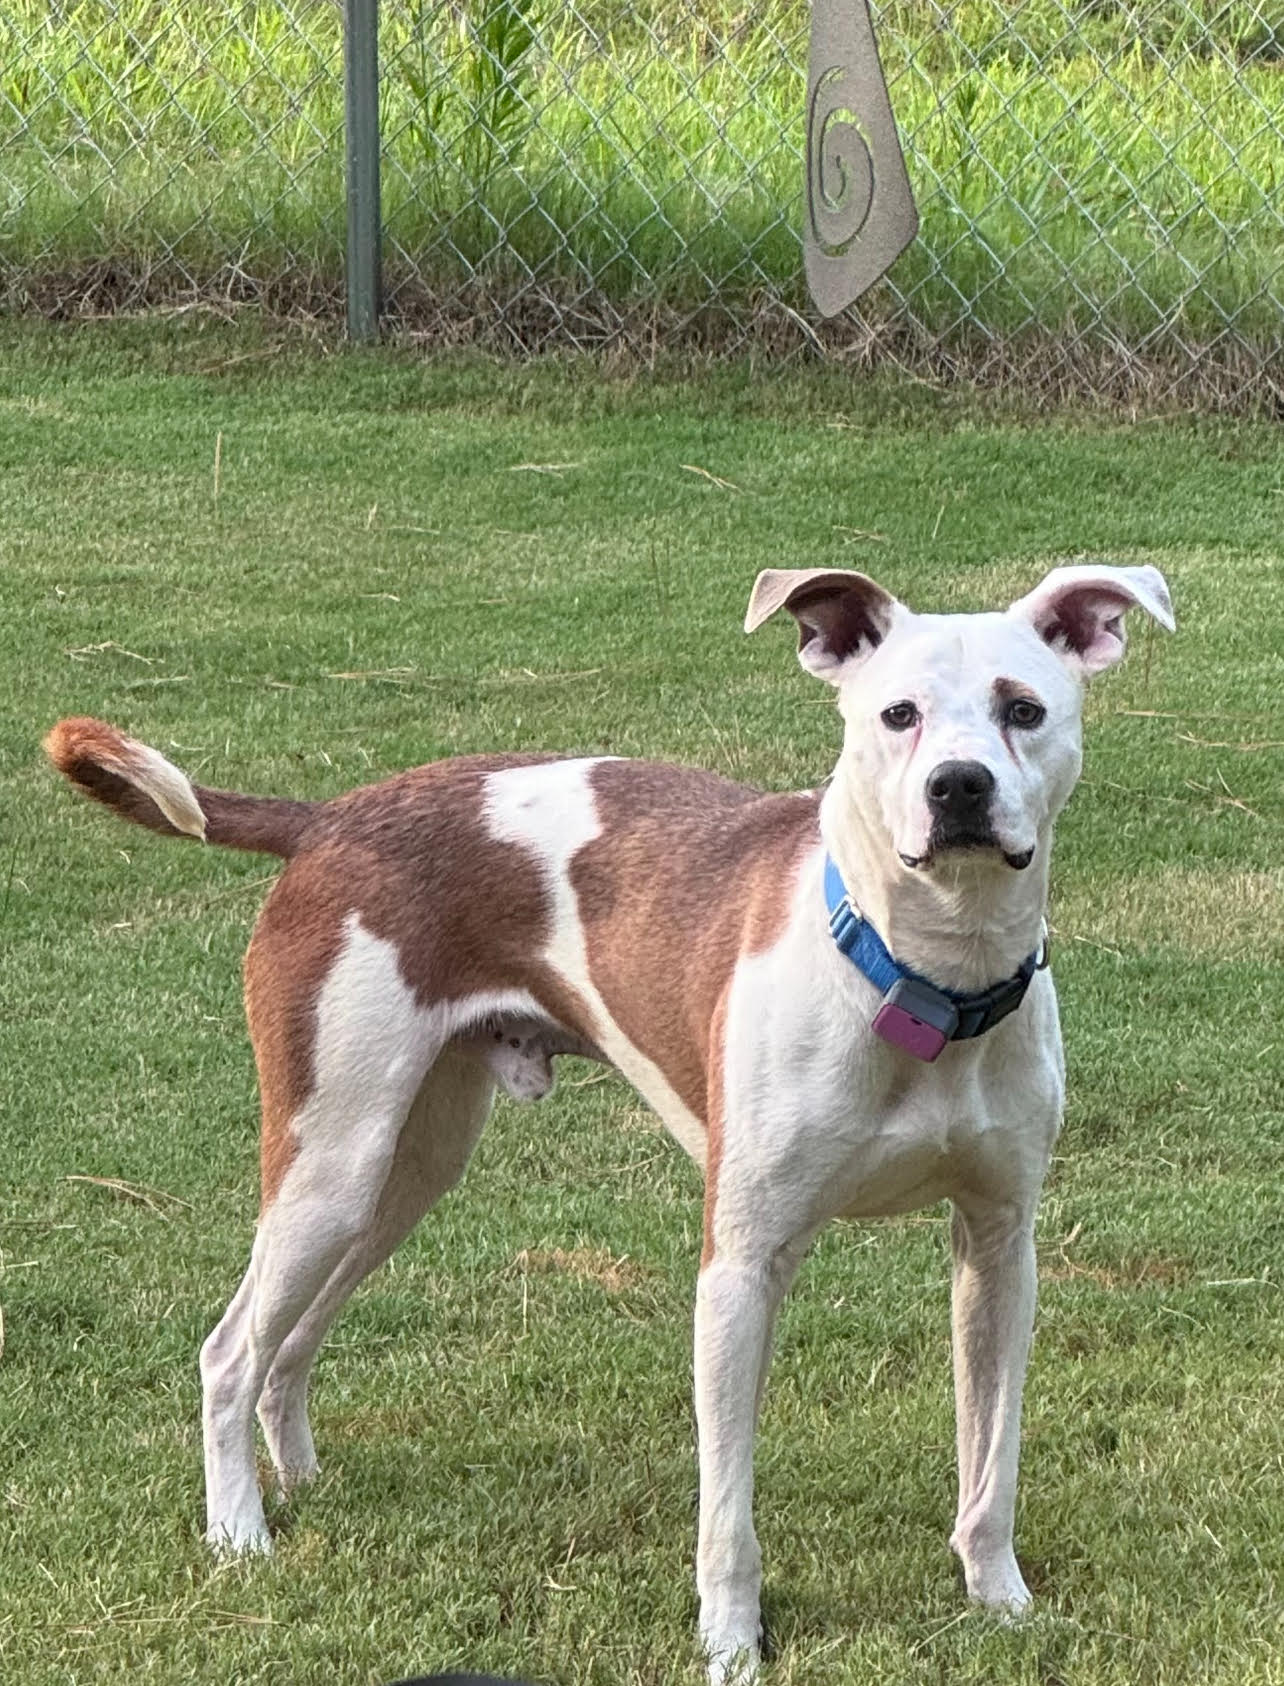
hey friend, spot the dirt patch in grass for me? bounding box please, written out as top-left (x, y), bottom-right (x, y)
top-left (511, 1246), bottom-right (649, 1294)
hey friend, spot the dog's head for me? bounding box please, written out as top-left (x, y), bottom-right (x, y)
top-left (746, 563), bottom-right (1174, 877)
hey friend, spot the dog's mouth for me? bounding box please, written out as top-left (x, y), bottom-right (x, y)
top-left (899, 829), bottom-right (1035, 872)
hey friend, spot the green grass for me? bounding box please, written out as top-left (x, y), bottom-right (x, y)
top-left (2, 0), bottom-right (1282, 357)
top-left (1, 316), bottom-right (1283, 1685)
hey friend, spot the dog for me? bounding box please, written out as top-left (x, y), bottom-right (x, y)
top-left (46, 563), bottom-right (1173, 1682)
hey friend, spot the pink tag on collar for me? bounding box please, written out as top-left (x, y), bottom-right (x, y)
top-left (871, 1001), bottom-right (949, 1061)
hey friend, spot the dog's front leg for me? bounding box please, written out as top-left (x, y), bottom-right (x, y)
top-left (947, 1196), bottom-right (1038, 1611)
top-left (694, 1248), bottom-right (799, 1684)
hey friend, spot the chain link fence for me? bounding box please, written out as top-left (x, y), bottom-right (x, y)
top-left (3, 0), bottom-right (1282, 407)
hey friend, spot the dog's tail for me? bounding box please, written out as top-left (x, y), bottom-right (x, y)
top-left (44, 717), bottom-right (316, 857)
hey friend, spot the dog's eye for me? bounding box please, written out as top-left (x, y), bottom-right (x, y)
top-left (880, 701), bottom-right (919, 732)
top-left (1005, 698), bottom-right (1046, 730)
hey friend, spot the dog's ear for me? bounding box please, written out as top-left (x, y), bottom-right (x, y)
top-left (744, 569), bottom-right (901, 683)
top-left (1009, 563), bottom-right (1175, 678)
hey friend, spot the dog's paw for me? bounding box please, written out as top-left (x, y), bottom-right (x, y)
top-left (951, 1524), bottom-right (1032, 1615)
top-left (704, 1636), bottom-right (760, 1686)
top-left (967, 1563), bottom-right (1032, 1618)
top-left (206, 1520), bottom-right (274, 1559)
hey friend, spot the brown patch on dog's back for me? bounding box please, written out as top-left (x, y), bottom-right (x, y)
top-left (307, 757), bottom-right (599, 1032)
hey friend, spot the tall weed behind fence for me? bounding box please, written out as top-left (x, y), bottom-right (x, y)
top-left (2, 0), bottom-right (1281, 406)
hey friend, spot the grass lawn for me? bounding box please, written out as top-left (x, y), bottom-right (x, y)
top-left (0, 317), bottom-right (1281, 1685)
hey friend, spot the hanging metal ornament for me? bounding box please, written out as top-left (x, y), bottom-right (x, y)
top-left (804, 0), bottom-right (919, 318)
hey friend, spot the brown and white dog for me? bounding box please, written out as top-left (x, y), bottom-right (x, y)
top-left (46, 563), bottom-right (1173, 1682)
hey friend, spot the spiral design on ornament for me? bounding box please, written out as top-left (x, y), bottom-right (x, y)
top-left (807, 66), bottom-right (874, 256)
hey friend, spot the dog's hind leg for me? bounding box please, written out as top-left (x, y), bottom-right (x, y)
top-left (200, 914), bottom-right (443, 1555)
top-left (256, 1045), bottom-right (495, 1490)
top-left (947, 1195), bottom-right (1038, 1612)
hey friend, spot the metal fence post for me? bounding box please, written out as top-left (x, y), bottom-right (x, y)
top-left (344, 0), bottom-right (381, 342)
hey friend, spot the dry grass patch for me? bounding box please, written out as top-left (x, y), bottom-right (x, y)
top-left (512, 1247), bottom-right (649, 1295)
top-left (1053, 866), bottom-right (1283, 960)
top-left (1043, 1253), bottom-right (1194, 1290)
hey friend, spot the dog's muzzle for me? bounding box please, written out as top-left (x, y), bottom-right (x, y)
top-left (896, 761), bottom-right (1033, 871)
top-left (918, 758), bottom-right (998, 855)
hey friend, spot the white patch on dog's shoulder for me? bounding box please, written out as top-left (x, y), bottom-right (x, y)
top-left (482, 759), bottom-right (707, 1163)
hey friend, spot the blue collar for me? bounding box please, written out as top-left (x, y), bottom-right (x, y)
top-left (823, 855), bottom-right (1044, 1058)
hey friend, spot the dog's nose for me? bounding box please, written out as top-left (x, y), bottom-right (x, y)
top-left (925, 760), bottom-right (995, 815)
